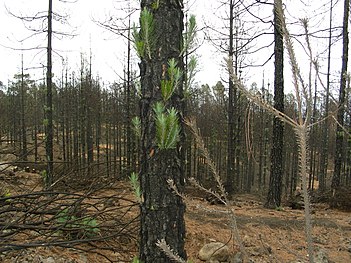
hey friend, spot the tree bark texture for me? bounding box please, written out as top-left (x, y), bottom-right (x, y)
top-left (332, 0), bottom-right (349, 190)
top-left (139, 1), bottom-right (186, 262)
top-left (46, 0), bottom-right (54, 188)
top-left (265, 0), bottom-right (284, 208)
top-left (318, 0), bottom-right (333, 192)
top-left (226, 0), bottom-right (236, 195)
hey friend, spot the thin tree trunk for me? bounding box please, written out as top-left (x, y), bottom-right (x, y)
top-left (332, 0), bottom-right (349, 191)
top-left (265, 0), bottom-right (284, 208)
top-left (226, 0), bottom-right (235, 195)
top-left (126, 11), bottom-right (132, 176)
top-left (45, 0), bottom-right (54, 188)
top-left (20, 52), bottom-right (27, 161)
top-left (87, 54), bottom-right (94, 174)
top-left (318, 0), bottom-right (333, 192)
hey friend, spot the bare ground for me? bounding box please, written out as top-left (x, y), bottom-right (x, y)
top-left (1, 147), bottom-right (350, 262)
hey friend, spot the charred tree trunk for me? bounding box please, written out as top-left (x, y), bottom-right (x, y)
top-left (45, 0), bottom-right (54, 188)
top-left (20, 53), bottom-right (27, 161)
top-left (126, 13), bottom-right (132, 177)
top-left (226, 0), bottom-right (235, 195)
top-left (86, 56), bottom-right (94, 174)
top-left (332, 0), bottom-right (349, 191)
top-left (318, 0), bottom-right (333, 192)
top-left (139, 1), bottom-right (186, 262)
top-left (265, 0), bottom-right (284, 208)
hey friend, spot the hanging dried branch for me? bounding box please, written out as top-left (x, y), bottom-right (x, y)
top-left (226, 3), bottom-right (317, 262)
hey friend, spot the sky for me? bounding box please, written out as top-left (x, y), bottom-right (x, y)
top-left (0, 0), bottom-right (346, 94)
top-left (0, 0), bottom-right (224, 88)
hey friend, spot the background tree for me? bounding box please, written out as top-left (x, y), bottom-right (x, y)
top-left (332, 0), bottom-right (349, 192)
top-left (265, 0), bottom-right (284, 208)
top-left (227, 0), bottom-right (236, 195)
top-left (318, 0), bottom-right (334, 192)
top-left (45, 0), bottom-right (54, 188)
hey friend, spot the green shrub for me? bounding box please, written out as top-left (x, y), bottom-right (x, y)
top-left (56, 208), bottom-right (99, 239)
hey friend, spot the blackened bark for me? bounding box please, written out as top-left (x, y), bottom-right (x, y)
top-left (45, 0), bottom-right (54, 189)
top-left (87, 56), bottom-right (94, 173)
top-left (265, 0), bottom-right (284, 208)
top-left (318, 0), bottom-right (333, 192)
top-left (20, 53), bottom-right (27, 161)
top-left (139, 1), bottom-right (186, 262)
top-left (126, 13), bottom-right (132, 176)
top-left (226, 0), bottom-right (235, 195)
top-left (332, 0), bottom-right (349, 191)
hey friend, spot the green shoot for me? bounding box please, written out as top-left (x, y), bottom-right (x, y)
top-left (130, 172), bottom-right (142, 202)
top-left (132, 8), bottom-right (154, 59)
top-left (161, 58), bottom-right (182, 102)
top-left (185, 55), bottom-right (198, 91)
top-left (154, 103), bottom-right (180, 149)
top-left (132, 116), bottom-right (141, 138)
top-left (181, 14), bottom-right (197, 55)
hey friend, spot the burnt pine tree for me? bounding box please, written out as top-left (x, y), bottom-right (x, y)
top-left (226, 0), bottom-right (236, 195)
top-left (265, 0), bottom-right (284, 208)
top-left (45, 0), bottom-right (54, 189)
top-left (135, 1), bottom-right (187, 262)
top-left (332, 0), bottom-right (349, 192)
top-left (318, 0), bottom-right (333, 192)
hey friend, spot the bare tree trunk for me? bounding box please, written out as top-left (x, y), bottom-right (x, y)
top-left (332, 0), bottom-right (349, 191)
top-left (318, 0), bottom-right (333, 192)
top-left (265, 0), bottom-right (284, 208)
top-left (45, 0), bottom-right (54, 188)
top-left (87, 54), bottom-right (94, 174)
top-left (20, 52), bottom-right (27, 161)
top-left (226, 0), bottom-right (236, 195)
top-left (126, 12), bottom-right (132, 177)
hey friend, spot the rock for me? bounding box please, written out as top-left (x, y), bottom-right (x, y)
top-left (198, 242), bottom-right (230, 262)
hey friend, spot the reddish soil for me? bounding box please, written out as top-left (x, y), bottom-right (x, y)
top-left (1, 174), bottom-right (350, 263)
top-left (1, 145), bottom-right (350, 262)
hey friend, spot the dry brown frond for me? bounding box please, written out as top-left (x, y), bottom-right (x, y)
top-left (156, 239), bottom-right (187, 263)
top-left (184, 117), bottom-right (249, 260)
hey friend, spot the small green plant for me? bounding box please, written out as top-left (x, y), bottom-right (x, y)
top-left (185, 55), bottom-right (198, 92)
top-left (1, 188), bottom-right (12, 202)
top-left (41, 170), bottom-right (48, 185)
top-left (151, 0), bottom-right (160, 10)
top-left (132, 116), bottom-right (141, 138)
top-left (130, 172), bottom-right (142, 202)
top-left (275, 206), bottom-right (284, 211)
top-left (56, 208), bottom-right (99, 239)
top-left (132, 8), bottom-right (154, 59)
top-left (3, 189), bottom-right (11, 198)
top-left (131, 256), bottom-right (142, 263)
top-left (42, 118), bottom-right (49, 127)
top-left (154, 102), bottom-right (180, 149)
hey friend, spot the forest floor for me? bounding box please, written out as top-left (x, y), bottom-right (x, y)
top-left (1, 150), bottom-right (351, 262)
